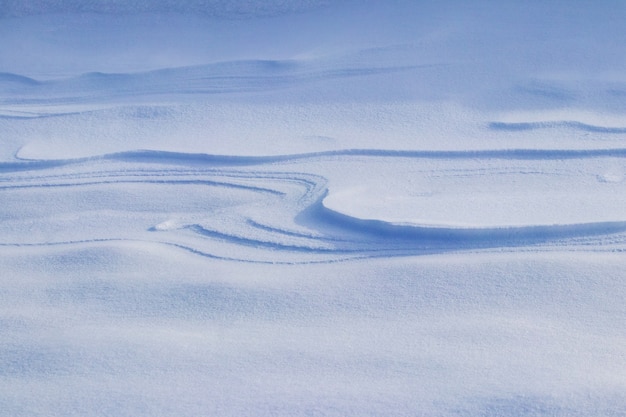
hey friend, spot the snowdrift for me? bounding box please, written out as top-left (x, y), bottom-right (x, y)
top-left (2, 1), bottom-right (626, 416)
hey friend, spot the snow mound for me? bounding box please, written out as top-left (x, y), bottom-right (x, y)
top-left (3, 2), bottom-right (626, 415)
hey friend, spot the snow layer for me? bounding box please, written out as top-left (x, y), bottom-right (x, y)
top-left (2, 1), bottom-right (626, 416)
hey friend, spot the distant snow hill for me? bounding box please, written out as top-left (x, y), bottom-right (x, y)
top-left (0, 57), bottom-right (422, 105)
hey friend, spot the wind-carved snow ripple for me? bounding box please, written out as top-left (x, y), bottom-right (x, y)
top-left (489, 120), bottom-right (626, 134)
top-left (2, 149), bottom-right (626, 263)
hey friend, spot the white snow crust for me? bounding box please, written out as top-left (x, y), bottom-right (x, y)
top-left (2, 1), bottom-right (626, 416)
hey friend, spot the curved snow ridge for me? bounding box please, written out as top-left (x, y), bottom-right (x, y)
top-left (489, 121), bottom-right (626, 134)
top-left (314, 198), bottom-right (626, 248)
top-left (14, 147), bottom-right (626, 168)
top-left (0, 177), bottom-right (284, 196)
top-left (82, 147), bottom-right (626, 164)
top-left (0, 159), bottom-right (72, 173)
top-left (5, 148), bottom-right (626, 262)
top-left (186, 225), bottom-right (356, 254)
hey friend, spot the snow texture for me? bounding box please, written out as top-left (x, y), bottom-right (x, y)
top-left (1, 1), bottom-right (626, 416)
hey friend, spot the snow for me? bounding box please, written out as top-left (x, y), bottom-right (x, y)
top-left (2, 1), bottom-right (626, 416)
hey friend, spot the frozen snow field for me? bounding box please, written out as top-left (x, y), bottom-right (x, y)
top-left (1, 1), bottom-right (626, 416)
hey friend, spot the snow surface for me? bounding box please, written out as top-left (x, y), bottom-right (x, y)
top-left (2, 1), bottom-right (626, 416)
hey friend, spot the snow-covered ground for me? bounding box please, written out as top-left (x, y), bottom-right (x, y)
top-left (2, 1), bottom-right (626, 416)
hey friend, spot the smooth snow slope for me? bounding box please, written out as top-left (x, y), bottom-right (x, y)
top-left (2, 1), bottom-right (626, 416)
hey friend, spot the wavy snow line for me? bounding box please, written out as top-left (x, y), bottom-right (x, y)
top-left (4, 149), bottom-right (626, 262)
top-left (109, 148), bottom-right (626, 165)
top-left (10, 147), bottom-right (626, 171)
top-left (489, 121), bottom-right (626, 134)
top-left (0, 178), bottom-right (283, 195)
